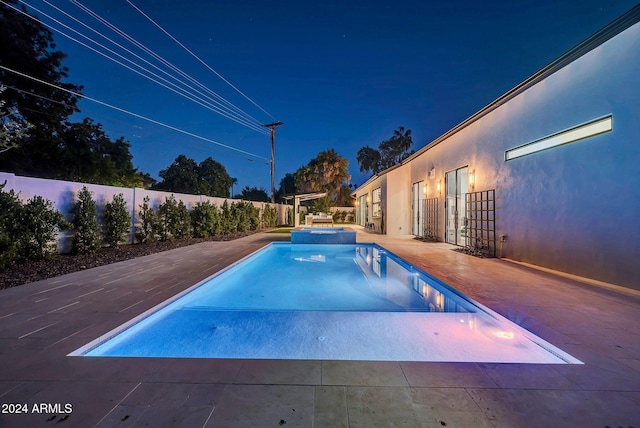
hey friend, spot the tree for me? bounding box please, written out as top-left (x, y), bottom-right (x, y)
top-left (153, 155), bottom-right (234, 197)
top-left (236, 186), bottom-right (270, 202)
top-left (198, 157), bottom-right (234, 197)
top-left (335, 184), bottom-right (355, 207)
top-left (0, 85), bottom-right (33, 154)
top-left (153, 155), bottom-right (200, 194)
top-left (356, 145), bottom-right (382, 175)
top-left (275, 172), bottom-right (297, 202)
top-left (58, 118), bottom-right (146, 186)
top-left (0, 1), bottom-right (83, 176)
top-left (357, 126), bottom-right (414, 175)
top-left (295, 149), bottom-right (351, 202)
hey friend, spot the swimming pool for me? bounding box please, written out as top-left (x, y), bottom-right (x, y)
top-left (71, 243), bottom-right (581, 363)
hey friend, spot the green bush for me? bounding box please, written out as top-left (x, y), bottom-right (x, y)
top-left (262, 204), bottom-right (278, 228)
top-left (0, 182), bottom-right (23, 268)
top-left (71, 187), bottom-right (101, 254)
top-left (233, 202), bottom-right (249, 232)
top-left (103, 194), bottom-right (131, 248)
top-left (174, 200), bottom-right (191, 239)
top-left (286, 207), bottom-right (293, 226)
top-left (191, 201), bottom-right (220, 238)
top-left (158, 195), bottom-right (192, 240)
top-left (135, 196), bottom-right (160, 243)
top-left (19, 195), bottom-right (69, 260)
top-left (219, 200), bottom-right (235, 235)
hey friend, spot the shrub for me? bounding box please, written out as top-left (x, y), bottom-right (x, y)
top-left (71, 187), bottom-right (101, 254)
top-left (103, 194), bottom-right (131, 248)
top-left (233, 202), bottom-right (249, 232)
top-left (0, 182), bottom-right (23, 268)
top-left (219, 200), bottom-right (235, 235)
top-left (158, 196), bottom-right (192, 240)
top-left (191, 201), bottom-right (220, 238)
top-left (332, 210), bottom-right (348, 223)
top-left (286, 207), bottom-right (293, 226)
top-left (19, 195), bottom-right (69, 260)
top-left (135, 196), bottom-right (160, 243)
top-left (262, 204), bottom-right (278, 228)
top-left (175, 200), bottom-right (191, 239)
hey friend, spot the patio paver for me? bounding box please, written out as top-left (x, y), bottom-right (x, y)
top-left (0, 229), bottom-right (639, 427)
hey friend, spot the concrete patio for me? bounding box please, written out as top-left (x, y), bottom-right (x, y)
top-left (0, 228), bottom-right (639, 427)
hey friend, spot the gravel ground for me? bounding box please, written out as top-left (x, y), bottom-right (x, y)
top-left (0, 231), bottom-right (260, 289)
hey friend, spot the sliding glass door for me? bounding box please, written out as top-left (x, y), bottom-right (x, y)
top-left (445, 167), bottom-right (468, 246)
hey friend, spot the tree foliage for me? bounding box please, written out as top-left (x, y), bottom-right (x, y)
top-left (154, 155), bottom-right (235, 197)
top-left (0, 85), bottom-right (33, 154)
top-left (0, 0), bottom-right (82, 175)
top-left (236, 186), bottom-right (270, 202)
top-left (357, 126), bottom-right (414, 175)
top-left (0, 3), bottom-right (151, 187)
top-left (295, 149), bottom-right (351, 202)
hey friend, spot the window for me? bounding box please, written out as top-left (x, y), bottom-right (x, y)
top-left (505, 115), bottom-right (612, 161)
top-left (372, 187), bottom-right (381, 218)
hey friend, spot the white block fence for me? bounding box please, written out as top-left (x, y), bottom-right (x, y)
top-left (0, 172), bottom-right (291, 253)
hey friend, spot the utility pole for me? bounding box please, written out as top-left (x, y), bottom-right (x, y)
top-left (263, 121), bottom-right (283, 203)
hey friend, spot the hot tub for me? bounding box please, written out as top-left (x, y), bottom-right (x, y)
top-left (290, 227), bottom-right (356, 244)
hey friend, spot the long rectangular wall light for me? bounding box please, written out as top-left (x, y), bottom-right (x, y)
top-left (505, 115), bottom-right (612, 161)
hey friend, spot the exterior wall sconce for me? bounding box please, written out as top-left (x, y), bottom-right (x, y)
top-left (469, 170), bottom-right (475, 191)
top-left (423, 183), bottom-right (427, 196)
top-left (437, 180), bottom-right (441, 195)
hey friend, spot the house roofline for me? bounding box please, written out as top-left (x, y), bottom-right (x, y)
top-left (402, 4), bottom-right (640, 164)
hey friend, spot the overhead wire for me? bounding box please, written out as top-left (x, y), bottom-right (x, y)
top-left (0, 64), bottom-right (272, 162)
top-left (10, 0), bottom-right (269, 135)
top-left (5, 84), bottom-right (269, 166)
top-left (67, 0), bottom-right (269, 132)
top-left (40, 0), bottom-right (267, 134)
top-left (126, 0), bottom-right (278, 122)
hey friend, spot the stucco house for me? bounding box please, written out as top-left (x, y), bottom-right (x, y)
top-left (352, 5), bottom-right (640, 290)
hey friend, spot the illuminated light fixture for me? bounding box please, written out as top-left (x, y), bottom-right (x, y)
top-left (423, 183), bottom-right (427, 195)
top-left (468, 169), bottom-right (475, 191)
top-left (505, 115), bottom-right (612, 161)
top-left (437, 180), bottom-right (442, 195)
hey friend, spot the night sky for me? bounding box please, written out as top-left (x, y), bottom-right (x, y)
top-left (13, 0), bottom-right (639, 194)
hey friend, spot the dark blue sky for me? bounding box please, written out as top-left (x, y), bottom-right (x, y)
top-left (18, 0), bottom-right (639, 194)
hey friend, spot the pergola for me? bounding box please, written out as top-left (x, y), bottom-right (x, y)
top-left (282, 192), bottom-right (328, 227)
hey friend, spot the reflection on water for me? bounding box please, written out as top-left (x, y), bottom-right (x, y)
top-left (354, 245), bottom-right (471, 313)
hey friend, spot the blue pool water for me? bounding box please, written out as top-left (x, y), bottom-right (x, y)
top-left (72, 243), bottom-right (581, 363)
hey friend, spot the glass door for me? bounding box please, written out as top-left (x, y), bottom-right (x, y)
top-left (411, 181), bottom-right (424, 236)
top-left (445, 167), bottom-right (468, 246)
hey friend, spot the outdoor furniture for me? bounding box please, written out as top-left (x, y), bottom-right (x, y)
top-left (305, 213), bottom-right (334, 226)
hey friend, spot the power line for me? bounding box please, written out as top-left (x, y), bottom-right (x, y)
top-left (126, 0), bottom-right (278, 121)
top-left (67, 0), bottom-right (269, 133)
top-left (10, 0), bottom-right (269, 135)
top-left (39, 0), bottom-right (268, 134)
top-left (0, 64), bottom-right (271, 162)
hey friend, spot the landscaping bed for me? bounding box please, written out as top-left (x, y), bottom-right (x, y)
top-left (0, 231), bottom-right (259, 289)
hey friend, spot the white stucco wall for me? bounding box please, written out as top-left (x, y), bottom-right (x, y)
top-left (355, 19), bottom-right (640, 289)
